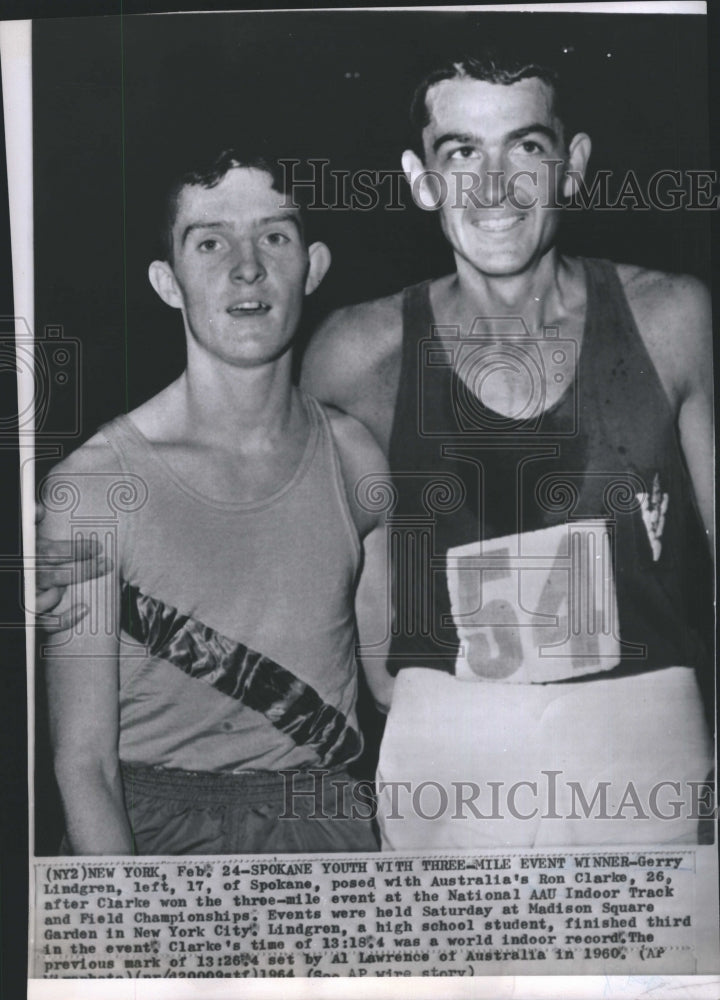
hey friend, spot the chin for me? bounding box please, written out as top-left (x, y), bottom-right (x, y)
top-left (223, 342), bottom-right (294, 369)
top-left (464, 251), bottom-right (534, 277)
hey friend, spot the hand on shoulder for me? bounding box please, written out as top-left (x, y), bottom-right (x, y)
top-left (36, 431), bottom-right (126, 627)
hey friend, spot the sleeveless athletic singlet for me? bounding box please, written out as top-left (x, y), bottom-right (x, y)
top-left (386, 257), bottom-right (711, 683)
top-left (100, 392), bottom-right (363, 773)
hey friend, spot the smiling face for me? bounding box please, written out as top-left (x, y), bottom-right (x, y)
top-left (150, 167), bottom-right (329, 368)
top-left (403, 76), bottom-right (589, 277)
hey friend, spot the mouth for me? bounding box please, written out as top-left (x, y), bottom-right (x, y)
top-left (470, 214), bottom-right (526, 233)
top-left (227, 301), bottom-right (271, 317)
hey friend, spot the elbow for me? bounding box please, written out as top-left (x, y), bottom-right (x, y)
top-left (371, 670), bottom-right (395, 715)
top-left (374, 696), bottom-right (392, 715)
top-left (53, 744), bottom-right (120, 792)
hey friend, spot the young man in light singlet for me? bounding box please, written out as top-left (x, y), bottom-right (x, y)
top-left (39, 150), bottom-right (392, 855)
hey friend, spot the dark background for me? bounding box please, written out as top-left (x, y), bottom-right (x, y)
top-left (0, 8), bottom-right (714, 993)
top-left (32, 10), bottom-right (711, 445)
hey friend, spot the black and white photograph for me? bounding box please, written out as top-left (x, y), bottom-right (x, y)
top-left (1, 2), bottom-right (718, 996)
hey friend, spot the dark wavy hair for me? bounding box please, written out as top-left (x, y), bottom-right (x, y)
top-left (409, 48), bottom-right (572, 159)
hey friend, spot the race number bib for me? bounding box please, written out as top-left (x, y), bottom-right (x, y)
top-left (447, 521), bottom-right (621, 683)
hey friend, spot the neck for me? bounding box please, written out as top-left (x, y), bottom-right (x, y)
top-left (452, 249), bottom-right (572, 331)
top-left (179, 346), bottom-right (299, 453)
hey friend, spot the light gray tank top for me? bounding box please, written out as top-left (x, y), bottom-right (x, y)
top-left (101, 392), bottom-right (363, 773)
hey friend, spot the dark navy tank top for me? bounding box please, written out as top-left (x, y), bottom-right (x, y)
top-left (386, 257), bottom-right (711, 683)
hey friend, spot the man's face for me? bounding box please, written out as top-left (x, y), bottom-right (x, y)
top-left (156, 167), bottom-right (327, 367)
top-left (407, 76), bottom-right (585, 277)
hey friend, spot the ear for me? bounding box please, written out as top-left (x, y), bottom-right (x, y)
top-left (563, 133), bottom-right (592, 199)
top-left (402, 149), bottom-right (444, 212)
top-left (148, 260), bottom-right (184, 310)
top-left (304, 242), bottom-right (332, 296)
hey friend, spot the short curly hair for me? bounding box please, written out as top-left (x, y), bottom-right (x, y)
top-left (159, 149), bottom-right (305, 264)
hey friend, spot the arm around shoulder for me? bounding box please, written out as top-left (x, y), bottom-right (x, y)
top-left (300, 295), bottom-right (402, 413)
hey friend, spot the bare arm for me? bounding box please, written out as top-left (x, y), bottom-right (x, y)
top-left (355, 519), bottom-right (394, 712)
top-left (327, 407), bottom-right (395, 712)
top-left (301, 295), bottom-right (402, 453)
top-left (39, 448), bottom-right (132, 854)
top-left (675, 284), bottom-right (714, 553)
top-left (301, 308), bottom-right (359, 409)
top-left (623, 268), bottom-right (715, 557)
top-left (45, 614), bottom-right (132, 855)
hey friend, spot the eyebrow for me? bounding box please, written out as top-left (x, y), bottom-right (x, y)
top-left (432, 123), bottom-right (559, 153)
top-left (180, 212), bottom-right (302, 247)
top-left (256, 212), bottom-right (303, 232)
top-left (180, 221), bottom-right (225, 246)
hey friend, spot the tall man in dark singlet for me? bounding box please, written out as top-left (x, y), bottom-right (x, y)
top-left (301, 50), bottom-right (714, 847)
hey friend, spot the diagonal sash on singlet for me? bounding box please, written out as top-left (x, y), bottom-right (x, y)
top-left (120, 582), bottom-right (361, 768)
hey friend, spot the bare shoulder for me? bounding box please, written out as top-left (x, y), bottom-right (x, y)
top-left (322, 403), bottom-right (390, 536)
top-left (324, 404), bottom-right (388, 476)
top-left (617, 263), bottom-right (710, 338)
top-left (615, 262), bottom-right (712, 403)
top-left (617, 263), bottom-right (709, 317)
top-left (309, 291), bottom-right (404, 356)
top-left (300, 291), bottom-right (403, 406)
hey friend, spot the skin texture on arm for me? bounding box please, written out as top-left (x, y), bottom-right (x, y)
top-left (301, 295), bottom-right (403, 455)
top-left (39, 438), bottom-right (133, 854)
top-left (673, 282), bottom-right (714, 552)
top-left (326, 406), bottom-right (395, 712)
top-left (620, 267), bottom-right (715, 554)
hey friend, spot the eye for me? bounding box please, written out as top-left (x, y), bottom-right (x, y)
top-left (197, 237), bottom-right (222, 252)
top-left (517, 139), bottom-right (546, 155)
top-left (448, 146), bottom-right (480, 161)
top-left (264, 232), bottom-right (291, 247)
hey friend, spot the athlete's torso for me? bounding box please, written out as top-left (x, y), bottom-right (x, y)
top-left (386, 257), bottom-right (710, 681)
top-left (101, 392), bottom-right (363, 772)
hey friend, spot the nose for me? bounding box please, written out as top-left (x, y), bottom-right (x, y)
top-left (476, 150), bottom-right (508, 207)
top-left (230, 241), bottom-right (265, 284)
